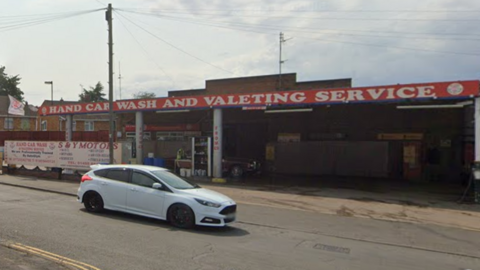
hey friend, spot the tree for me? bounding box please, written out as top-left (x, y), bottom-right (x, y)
top-left (0, 66), bottom-right (24, 101)
top-left (79, 82), bottom-right (106, 102)
top-left (133, 91), bottom-right (156, 99)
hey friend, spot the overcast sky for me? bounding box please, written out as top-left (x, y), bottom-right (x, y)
top-left (1, 0), bottom-right (479, 105)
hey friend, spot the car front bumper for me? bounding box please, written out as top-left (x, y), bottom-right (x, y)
top-left (195, 203), bottom-right (237, 227)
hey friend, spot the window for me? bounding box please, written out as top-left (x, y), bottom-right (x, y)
top-left (41, 120), bottom-right (47, 131)
top-left (4, 117), bottom-right (13, 130)
top-left (104, 169), bottom-right (130, 182)
top-left (85, 121), bottom-right (94, 131)
top-left (21, 119), bottom-right (30, 131)
top-left (132, 171), bottom-right (157, 188)
top-left (94, 169), bottom-right (109, 178)
top-left (73, 121), bottom-right (77, 131)
top-left (151, 170), bottom-right (197, 189)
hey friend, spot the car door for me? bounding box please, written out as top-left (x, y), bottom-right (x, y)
top-left (96, 168), bottom-right (130, 210)
top-left (126, 170), bottom-right (166, 218)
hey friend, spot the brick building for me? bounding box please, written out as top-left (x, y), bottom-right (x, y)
top-left (0, 95), bottom-right (37, 131)
top-left (124, 73), bottom-right (471, 183)
top-left (37, 100), bottom-right (115, 132)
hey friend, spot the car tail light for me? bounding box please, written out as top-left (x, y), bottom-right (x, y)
top-left (81, 174), bottom-right (93, 183)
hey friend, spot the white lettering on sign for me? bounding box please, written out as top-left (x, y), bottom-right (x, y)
top-left (397, 87), bottom-right (416, 99)
top-left (238, 95), bottom-right (250, 104)
top-left (290, 92), bottom-right (306, 103)
top-left (86, 103), bottom-right (108, 111)
top-left (315, 86), bottom-right (440, 103)
top-left (366, 88), bottom-right (386, 100)
top-left (163, 98), bottom-right (198, 108)
top-left (417, 86), bottom-right (436, 98)
top-left (348, 90), bottom-right (365, 101)
top-left (251, 94), bottom-right (264, 103)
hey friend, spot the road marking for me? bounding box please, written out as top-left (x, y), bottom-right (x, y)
top-left (4, 242), bottom-right (101, 270)
top-left (314, 243), bottom-right (351, 255)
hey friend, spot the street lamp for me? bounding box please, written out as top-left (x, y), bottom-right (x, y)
top-left (44, 81), bottom-right (53, 106)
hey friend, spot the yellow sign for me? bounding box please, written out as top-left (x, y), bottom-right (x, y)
top-left (378, 133), bottom-right (423, 141)
top-left (278, 133), bottom-right (301, 142)
top-left (266, 144), bottom-right (275, 161)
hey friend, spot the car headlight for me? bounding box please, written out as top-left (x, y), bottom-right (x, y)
top-left (195, 198), bottom-right (221, 208)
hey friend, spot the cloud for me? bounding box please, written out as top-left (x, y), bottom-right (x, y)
top-left (3, 0), bottom-right (480, 103)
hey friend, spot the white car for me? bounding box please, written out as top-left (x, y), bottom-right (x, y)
top-left (77, 164), bottom-right (236, 228)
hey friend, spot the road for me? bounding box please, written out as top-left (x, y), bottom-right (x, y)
top-left (0, 184), bottom-right (479, 270)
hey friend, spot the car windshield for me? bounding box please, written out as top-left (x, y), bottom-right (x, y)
top-left (151, 170), bottom-right (199, 189)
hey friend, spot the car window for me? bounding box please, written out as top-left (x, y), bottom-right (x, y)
top-left (151, 170), bottom-right (198, 189)
top-left (104, 169), bottom-right (130, 182)
top-left (94, 169), bottom-right (108, 177)
top-left (132, 171), bottom-right (157, 188)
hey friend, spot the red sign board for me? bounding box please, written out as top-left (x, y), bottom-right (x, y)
top-left (124, 124), bottom-right (200, 132)
top-left (39, 80), bottom-right (479, 116)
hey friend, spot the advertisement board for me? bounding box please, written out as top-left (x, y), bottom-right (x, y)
top-left (38, 80), bottom-right (480, 116)
top-left (4, 141), bottom-right (122, 170)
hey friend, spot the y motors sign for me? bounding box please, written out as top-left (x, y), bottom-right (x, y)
top-left (4, 141), bottom-right (122, 170)
top-left (38, 80), bottom-right (479, 116)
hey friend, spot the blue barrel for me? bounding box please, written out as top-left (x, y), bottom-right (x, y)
top-left (153, 158), bottom-right (165, 168)
top-left (143, 158), bottom-right (154, 165)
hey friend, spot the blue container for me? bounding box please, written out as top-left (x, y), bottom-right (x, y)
top-left (143, 158), bottom-right (154, 165)
top-left (153, 158), bottom-right (165, 168)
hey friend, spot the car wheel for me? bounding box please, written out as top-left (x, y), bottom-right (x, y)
top-left (230, 165), bottom-right (244, 178)
top-left (168, 204), bottom-right (195, 229)
top-left (84, 192), bottom-right (104, 213)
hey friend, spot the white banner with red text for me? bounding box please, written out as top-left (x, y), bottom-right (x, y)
top-left (4, 141), bottom-right (122, 170)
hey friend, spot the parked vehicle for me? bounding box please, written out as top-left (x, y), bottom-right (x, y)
top-left (222, 157), bottom-right (261, 178)
top-left (77, 164), bottom-right (236, 228)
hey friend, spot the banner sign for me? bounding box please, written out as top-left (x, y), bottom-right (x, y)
top-left (4, 141), bottom-right (122, 170)
top-left (38, 80), bottom-right (479, 116)
top-left (0, 146), bottom-right (4, 165)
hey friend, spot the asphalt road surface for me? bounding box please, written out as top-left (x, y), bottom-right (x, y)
top-left (0, 184), bottom-right (479, 270)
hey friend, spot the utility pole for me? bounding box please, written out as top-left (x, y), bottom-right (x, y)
top-left (118, 62), bottom-right (122, 100)
top-left (106, 3), bottom-right (114, 164)
top-left (278, 32), bottom-right (291, 91)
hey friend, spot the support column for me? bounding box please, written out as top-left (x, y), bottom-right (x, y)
top-left (136, 111), bottom-right (144, 165)
top-left (213, 108), bottom-right (223, 178)
top-left (474, 97), bottom-right (480, 203)
top-left (65, 115), bottom-right (73, 141)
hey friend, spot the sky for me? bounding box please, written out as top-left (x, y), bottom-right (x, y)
top-left (1, 0), bottom-right (480, 106)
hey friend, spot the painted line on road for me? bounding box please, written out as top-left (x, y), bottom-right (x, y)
top-left (0, 181), bottom-right (76, 197)
top-left (2, 242), bottom-right (101, 270)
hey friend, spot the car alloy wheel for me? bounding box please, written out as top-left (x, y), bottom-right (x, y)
top-left (168, 204), bottom-right (195, 229)
top-left (84, 193), bottom-right (104, 213)
top-left (230, 165), bottom-right (244, 178)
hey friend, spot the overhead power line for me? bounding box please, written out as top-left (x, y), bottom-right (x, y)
top-left (113, 10), bottom-right (175, 87)
top-left (117, 8), bottom-right (480, 22)
top-left (141, 12), bottom-right (480, 42)
top-left (0, 9), bottom-right (104, 33)
top-left (119, 9), bottom-right (480, 57)
top-left (118, 9), bottom-right (480, 38)
top-left (118, 7), bottom-right (480, 14)
top-left (115, 10), bottom-right (233, 75)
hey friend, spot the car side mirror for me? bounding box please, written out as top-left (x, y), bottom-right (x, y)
top-left (152, 183), bottom-right (163, 189)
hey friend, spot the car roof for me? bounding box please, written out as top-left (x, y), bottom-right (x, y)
top-left (90, 164), bottom-right (168, 172)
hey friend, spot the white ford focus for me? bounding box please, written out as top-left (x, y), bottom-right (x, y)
top-left (77, 164), bottom-right (236, 228)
